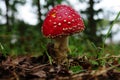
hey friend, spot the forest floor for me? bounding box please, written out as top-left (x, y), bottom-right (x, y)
top-left (0, 44), bottom-right (120, 80)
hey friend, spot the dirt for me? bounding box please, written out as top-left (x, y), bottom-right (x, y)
top-left (0, 44), bottom-right (120, 80)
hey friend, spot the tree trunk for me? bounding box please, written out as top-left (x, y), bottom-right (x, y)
top-left (86, 0), bottom-right (102, 45)
top-left (5, 0), bottom-right (11, 32)
top-left (88, 0), bottom-right (97, 40)
top-left (37, 0), bottom-right (42, 30)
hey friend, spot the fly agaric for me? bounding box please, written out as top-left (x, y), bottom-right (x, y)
top-left (42, 5), bottom-right (85, 64)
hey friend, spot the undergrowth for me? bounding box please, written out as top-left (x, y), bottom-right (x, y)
top-left (69, 11), bottom-right (120, 73)
top-left (0, 12), bottom-right (120, 74)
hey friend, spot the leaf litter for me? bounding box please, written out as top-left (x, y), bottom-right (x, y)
top-left (0, 44), bottom-right (120, 80)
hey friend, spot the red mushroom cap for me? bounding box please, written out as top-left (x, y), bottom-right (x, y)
top-left (42, 5), bottom-right (85, 38)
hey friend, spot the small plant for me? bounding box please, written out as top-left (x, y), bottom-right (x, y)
top-left (41, 45), bottom-right (53, 65)
top-left (70, 65), bottom-right (83, 74)
top-left (0, 42), bottom-right (7, 57)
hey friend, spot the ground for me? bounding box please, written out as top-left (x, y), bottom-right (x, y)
top-left (0, 44), bottom-right (120, 80)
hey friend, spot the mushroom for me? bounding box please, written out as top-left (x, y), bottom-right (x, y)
top-left (42, 5), bottom-right (85, 64)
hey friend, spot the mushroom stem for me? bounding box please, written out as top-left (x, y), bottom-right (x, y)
top-left (54, 36), bottom-right (70, 63)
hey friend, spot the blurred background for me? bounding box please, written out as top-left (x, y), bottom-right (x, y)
top-left (0, 0), bottom-right (120, 56)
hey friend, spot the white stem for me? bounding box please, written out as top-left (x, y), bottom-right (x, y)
top-left (54, 36), bottom-right (70, 63)
top-left (54, 36), bottom-right (69, 51)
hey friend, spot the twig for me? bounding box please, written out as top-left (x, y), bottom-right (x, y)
top-left (31, 64), bottom-right (49, 70)
top-left (95, 55), bottom-right (120, 60)
top-left (91, 64), bottom-right (120, 77)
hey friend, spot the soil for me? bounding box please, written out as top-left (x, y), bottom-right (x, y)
top-left (0, 43), bottom-right (120, 80)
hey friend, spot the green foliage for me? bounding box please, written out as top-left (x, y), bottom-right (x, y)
top-left (90, 60), bottom-right (99, 66)
top-left (0, 1), bottom-right (120, 75)
top-left (41, 45), bottom-right (53, 65)
top-left (56, 0), bottom-right (63, 4)
top-left (0, 0), bottom-right (120, 68)
top-left (70, 66), bottom-right (83, 74)
top-left (0, 42), bottom-right (7, 57)
top-left (69, 14), bottom-right (120, 68)
top-left (102, 11), bottom-right (120, 53)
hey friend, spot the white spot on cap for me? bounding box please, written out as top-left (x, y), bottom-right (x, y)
top-left (54, 25), bottom-right (57, 28)
top-left (78, 24), bottom-right (80, 26)
top-left (58, 16), bottom-right (62, 19)
top-left (48, 34), bottom-right (51, 36)
top-left (63, 28), bottom-right (65, 30)
top-left (53, 22), bottom-right (57, 25)
top-left (58, 23), bottom-right (62, 26)
top-left (72, 14), bottom-right (75, 16)
top-left (65, 13), bottom-right (68, 15)
top-left (73, 26), bottom-right (77, 28)
top-left (72, 19), bottom-right (75, 22)
top-left (63, 28), bottom-right (67, 30)
top-left (53, 10), bottom-right (56, 12)
top-left (69, 10), bottom-right (71, 12)
top-left (53, 16), bottom-right (56, 18)
top-left (49, 20), bottom-right (52, 22)
top-left (68, 16), bottom-right (71, 18)
top-left (68, 22), bottom-right (71, 24)
top-left (63, 20), bottom-right (67, 22)
top-left (69, 27), bottom-right (72, 30)
top-left (81, 28), bottom-right (84, 30)
top-left (78, 27), bottom-right (81, 29)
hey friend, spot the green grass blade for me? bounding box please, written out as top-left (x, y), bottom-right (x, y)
top-left (0, 43), bottom-right (4, 50)
top-left (41, 45), bottom-right (53, 65)
top-left (102, 11), bottom-right (120, 53)
top-left (0, 42), bottom-right (7, 57)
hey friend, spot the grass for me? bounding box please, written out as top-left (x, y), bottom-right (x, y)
top-left (102, 11), bottom-right (120, 54)
top-left (70, 11), bottom-right (120, 56)
top-left (0, 12), bottom-right (120, 75)
top-left (0, 42), bottom-right (7, 57)
top-left (41, 44), bottom-right (53, 65)
top-left (70, 66), bottom-right (83, 74)
top-left (69, 12), bottom-right (120, 73)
